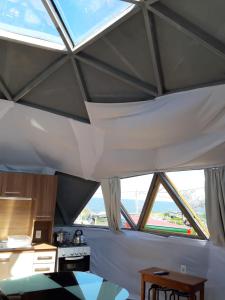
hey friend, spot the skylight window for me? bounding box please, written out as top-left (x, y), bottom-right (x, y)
top-left (53, 0), bottom-right (134, 46)
top-left (0, 0), bottom-right (63, 49)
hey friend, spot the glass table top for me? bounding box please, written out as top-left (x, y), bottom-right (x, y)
top-left (0, 271), bottom-right (129, 300)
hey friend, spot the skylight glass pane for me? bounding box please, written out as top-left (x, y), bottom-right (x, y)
top-left (53, 0), bottom-right (134, 45)
top-left (0, 0), bottom-right (63, 46)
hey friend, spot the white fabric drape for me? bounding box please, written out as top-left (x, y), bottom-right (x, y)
top-left (85, 84), bottom-right (225, 179)
top-left (205, 167), bottom-right (225, 247)
top-left (101, 177), bottom-right (121, 232)
top-left (2, 84), bottom-right (225, 180)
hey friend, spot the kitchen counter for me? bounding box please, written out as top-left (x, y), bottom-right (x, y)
top-left (0, 271), bottom-right (129, 300)
top-left (0, 243), bottom-right (56, 253)
top-left (0, 243), bottom-right (57, 280)
top-left (33, 243), bottom-right (57, 251)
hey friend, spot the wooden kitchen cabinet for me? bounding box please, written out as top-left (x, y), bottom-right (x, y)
top-left (0, 199), bottom-right (33, 240)
top-left (0, 172), bottom-right (57, 219)
top-left (0, 247), bottom-right (56, 279)
top-left (0, 252), bottom-right (10, 280)
top-left (0, 172), bottom-right (58, 244)
top-left (32, 174), bottom-right (58, 244)
top-left (0, 173), bottom-right (33, 198)
top-left (33, 175), bottom-right (57, 219)
top-left (0, 251), bottom-right (34, 280)
top-left (32, 250), bottom-right (56, 274)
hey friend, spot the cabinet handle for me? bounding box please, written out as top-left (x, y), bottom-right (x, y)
top-left (0, 258), bottom-right (9, 262)
top-left (4, 191), bottom-right (21, 194)
top-left (34, 268), bottom-right (50, 272)
top-left (65, 256), bottom-right (84, 261)
top-left (37, 256), bottom-right (53, 260)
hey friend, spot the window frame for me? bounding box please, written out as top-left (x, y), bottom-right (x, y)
top-left (121, 204), bottom-right (136, 230)
top-left (51, 0), bottom-right (135, 49)
top-left (138, 172), bottom-right (208, 240)
top-left (73, 185), bottom-right (110, 228)
top-left (73, 170), bottom-right (209, 240)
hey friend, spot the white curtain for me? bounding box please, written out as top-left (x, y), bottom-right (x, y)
top-left (205, 167), bottom-right (225, 247)
top-left (101, 177), bottom-right (122, 232)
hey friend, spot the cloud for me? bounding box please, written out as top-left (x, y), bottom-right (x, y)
top-left (77, 0), bottom-right (115, 14)
top-left (25, 9), bottom-right (40, 25)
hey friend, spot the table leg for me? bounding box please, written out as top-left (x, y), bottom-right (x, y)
top-left (152, 288), bottom-right (157, 300)
top-left (200, 286), bottom-right (205, 300)
top-left (188, 294), bottom-right (195, 300)
top-left (140, 277), bottom-right (146, 300)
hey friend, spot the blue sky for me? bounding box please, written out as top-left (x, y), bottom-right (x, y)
top-left (0, 0), bottom-right (61, 43)
top-left (0, 0), bottom-right (132, 46)
top-left (54, 0), bottom-right (132, 44)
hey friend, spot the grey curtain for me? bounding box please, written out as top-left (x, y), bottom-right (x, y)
top-left (205, 167), bottom-right (225, 246)
top-left (101, 177), bottom-right (122, 232)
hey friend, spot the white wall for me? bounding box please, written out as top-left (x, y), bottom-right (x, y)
top-left (56, 227), bottom-right (225, 299)
top-left (206, 244), bottom-right (225, 299)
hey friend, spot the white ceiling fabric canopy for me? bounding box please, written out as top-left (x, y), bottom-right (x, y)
top-left (85, 83), bottom-right (225, 178)
top-left (1, 83), bottom-right (225, 180)
top-left (0, 100), bottom-right (85, 177)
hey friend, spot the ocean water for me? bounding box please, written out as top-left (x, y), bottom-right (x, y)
top-left (86, 197), bottom-right (204, 214)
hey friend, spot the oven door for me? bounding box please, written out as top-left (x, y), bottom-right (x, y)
top-left (58, 255), bottom-right (90, 272)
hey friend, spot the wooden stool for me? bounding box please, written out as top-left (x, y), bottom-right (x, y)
top-left (148, 284), bottom-right (173, 300)
top-left (170, 290), bottom-right (197, 300)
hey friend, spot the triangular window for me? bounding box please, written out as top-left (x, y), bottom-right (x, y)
top-left (121, 213), bottom-right (131, 229)
top-left (74, 187), bottom-right (108, 227)
top-left (144, 184), bottom-right (197, 237)
top-left (121, 174), bottom-right (153, 225)
top-left (0, 0), bottom-right (63, 48)
top-left (53, 0), bottom-right (134, 46)
top-left (166, 170), bottom-right (208, 231)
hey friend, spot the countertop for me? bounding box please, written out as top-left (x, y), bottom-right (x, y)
top-left (0, 271), bottom-right (129, 300)
top-left (0, 243), bottom-right (57, 253)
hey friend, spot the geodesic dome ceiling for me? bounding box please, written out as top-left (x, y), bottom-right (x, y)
top-left (0, 0), bottom-right (225, 124)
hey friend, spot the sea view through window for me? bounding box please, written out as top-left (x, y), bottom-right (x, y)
top-left (74, 170), bottom-right (207, 236)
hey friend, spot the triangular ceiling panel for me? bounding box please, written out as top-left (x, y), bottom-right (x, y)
top-left (83, 12), bottom-right (156, 86)
top-left (154, 15), bottom-right (225, 91)
top-left (0, 39), bottom-right (61, 95)
top-left (22, 61), bottom-right (89, 121)
top-left (79, 62), bottom-right (151, 103)
top-left (160, 0), bottom-right (225, 45)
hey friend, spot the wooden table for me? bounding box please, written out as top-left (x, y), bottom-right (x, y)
top-left (139, 267), bottom-right (207, 300)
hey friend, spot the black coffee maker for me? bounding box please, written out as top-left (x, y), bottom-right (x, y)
top-left (73, 229), bottom-right (84, 245)
top-left (53, 231), bottom-right (65, 245)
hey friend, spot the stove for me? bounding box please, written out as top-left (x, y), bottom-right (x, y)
top-left (57, 243), bottom-right (91, 272)
top-left (57, 245), bottom-right (91, 258)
